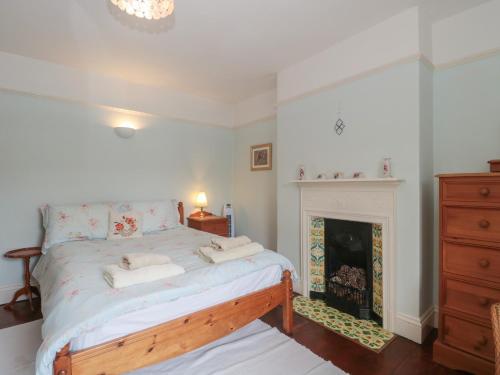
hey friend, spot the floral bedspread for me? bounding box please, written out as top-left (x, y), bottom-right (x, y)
top-left (32, 226), bottom-right (296, 375)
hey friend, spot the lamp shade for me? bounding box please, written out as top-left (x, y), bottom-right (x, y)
top-left (195, 192), bottom-right (208, 208)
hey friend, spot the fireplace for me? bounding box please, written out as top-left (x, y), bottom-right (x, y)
top-left (323, 219), bottom-right (382, 324)
top-left (298, 179), bottom-right (402, 334)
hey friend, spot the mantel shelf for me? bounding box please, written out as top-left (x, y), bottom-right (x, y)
top-left (291, 177), bottom-right (404, 184)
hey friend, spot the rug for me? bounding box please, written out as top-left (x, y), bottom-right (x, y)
top-left (0, 319), bottom-right (347, 375)
top-left (293, 295), bottom-right (394, 352)
top-left (0, 320), bottom-right (42, 375)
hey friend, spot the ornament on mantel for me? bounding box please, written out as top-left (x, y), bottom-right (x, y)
top-left (383, 158), bottom-right (392, 177)
top-left (297, 165), bottom-right (305, 180)
top-left (316, 173), bottom-right (328, 180)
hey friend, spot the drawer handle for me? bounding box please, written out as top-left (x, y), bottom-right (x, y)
top-left (473, 336), bottom-right (488, 351)
top-left (478, 297), bottom-right (490, 306)
top-left (479, 187), bottom-right (491, 197)
top-left (479, 259), bottom-right (490, 268)
top-left (479, 219), bottom-right (490, 229)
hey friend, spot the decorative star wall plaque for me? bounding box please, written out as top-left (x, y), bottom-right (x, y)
top-left (335, 118), bottom-right (345, 135)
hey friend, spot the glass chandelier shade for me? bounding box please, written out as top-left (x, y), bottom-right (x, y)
top-left (110, 0), bottom-right (175, 20)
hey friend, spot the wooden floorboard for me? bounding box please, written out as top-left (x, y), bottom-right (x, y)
top-left (0, 298), bottom-right (41, 329)
top-left (261, 307), bottom-right (468, 375)
top-left (0, 299), bottom-right (467, 374)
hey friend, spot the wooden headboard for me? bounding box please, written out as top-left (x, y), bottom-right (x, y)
top-left (178, 201), bottom-right (184, 224)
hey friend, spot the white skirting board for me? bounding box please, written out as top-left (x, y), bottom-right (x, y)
top-left (293, 277), bottom-right (303, 294)
top-left (0, 282), bottom-right (40, 305)
top-left (0, 283), bottom-right (25, 305)
top-left (395, 305), bottom-right (436, 344)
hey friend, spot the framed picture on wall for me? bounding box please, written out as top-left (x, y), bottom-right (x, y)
top-left (250, 143), bottom-right (272, 171)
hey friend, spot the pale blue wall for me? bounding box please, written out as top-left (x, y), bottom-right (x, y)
top-left (277, 61), bottom-right (424, 317)
top-left (0, 90), bottom-right (234, 286)
top-left (2, 54), bottom-right (499, 310)
top-left (433, 54), bottom-right (500, 304)
top-left (434, 55), bottom-right (500, 173)
top-left (233, 120), bottom-right (277, 250)
top-left (419, 62), bottom-right (435, 315)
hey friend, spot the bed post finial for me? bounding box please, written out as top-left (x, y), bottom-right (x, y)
top-left (178, 201), bottom-right (184, 225)
top-left (282, 270), bottom-right (293, 335)
top-left (54, 343), bottom-right (71, 375)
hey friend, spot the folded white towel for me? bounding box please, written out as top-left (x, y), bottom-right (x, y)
top-left (210, 235), bottom-right (251, 251)
top-left (199, 242), bottom-right (264, 263)
top-left (119, 253), bottom-right (171, 270)
top-left (103, 263), bottom-right (185, 288)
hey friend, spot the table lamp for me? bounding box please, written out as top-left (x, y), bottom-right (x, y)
top-left (195, 192), bottom-right (208, 217)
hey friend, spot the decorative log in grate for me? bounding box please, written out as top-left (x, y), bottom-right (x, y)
top-left (328, 280), bottom-right (369, 306)
top-left (326, 265), bottom-right (370, 319)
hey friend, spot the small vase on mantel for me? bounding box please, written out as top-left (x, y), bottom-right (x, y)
top-left (298, 165), bottom-right (306, 180)
top-left (383, 158), bottom-right (392, 178)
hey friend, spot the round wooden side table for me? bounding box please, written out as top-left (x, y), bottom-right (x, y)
top-left (4, 247), bottom-right (41, 311)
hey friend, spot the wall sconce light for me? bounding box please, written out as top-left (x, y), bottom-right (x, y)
top-left (114, 123), bottom-right (136, 139)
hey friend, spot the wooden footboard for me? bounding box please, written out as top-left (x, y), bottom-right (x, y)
top-left (53, 270), bottom-right (293, 375)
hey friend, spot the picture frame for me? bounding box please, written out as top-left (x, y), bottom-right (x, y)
top-left (250, 143), bottom-right (272, 171)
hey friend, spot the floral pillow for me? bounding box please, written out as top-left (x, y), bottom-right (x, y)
top-left (107, 210), bottom-right (143, 240)
top-left (41, 203), bottom-right (109, 253)
top-left (110, 200), bottom-right (179, 233)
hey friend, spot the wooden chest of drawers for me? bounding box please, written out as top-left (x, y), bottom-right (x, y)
top-left (434, 173), bottom-right (500, 374)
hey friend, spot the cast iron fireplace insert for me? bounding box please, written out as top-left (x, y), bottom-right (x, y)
top-left (311, 218), bottom-right (382, 325)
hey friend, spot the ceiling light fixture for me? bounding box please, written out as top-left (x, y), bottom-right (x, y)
top-left (109, 0), bottom-right (174, 20)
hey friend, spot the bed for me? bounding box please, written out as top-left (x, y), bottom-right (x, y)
top-left (33, 202), bottom-right (295, 375)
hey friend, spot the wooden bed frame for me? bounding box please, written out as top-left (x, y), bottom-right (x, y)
top-left (53, 202), bottom-right (294, 375)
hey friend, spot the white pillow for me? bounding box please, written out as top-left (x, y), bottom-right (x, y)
top-left (41, 203), bottom-right (109, 252)
top-left (110, 200), bottom-right (179, 232)
top-left (107, 210), bottom-right (143, 240)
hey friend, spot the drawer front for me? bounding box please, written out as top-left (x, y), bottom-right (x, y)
top-left (443, 241), bottom-right (500, 283)
top-left (187, 220), bottom-right (202, 231)
top-left (444, 278), bottom-right (500, 320)
top-left (442, 179), bottom-right (500, 203)
top-left (443, 206), bottom-right (500, 242)
top-left (443, 315), bottom-right (494, 361)
top-left (202, 222), bottom-right (227, 237)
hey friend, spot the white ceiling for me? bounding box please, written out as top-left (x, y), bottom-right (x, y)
top-left (0, 0), bottom-right (490, 103)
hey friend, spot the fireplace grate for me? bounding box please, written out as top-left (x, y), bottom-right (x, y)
top-left (327, 279), bottom-right (371, 320)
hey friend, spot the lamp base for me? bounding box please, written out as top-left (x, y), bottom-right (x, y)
top-left (190, 210), bottom-right (212, 218)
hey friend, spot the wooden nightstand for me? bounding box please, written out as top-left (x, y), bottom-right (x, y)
top-left (187, 214), bottom-right (228, 237)
top-left (4, 247), bottom-right (41, 311)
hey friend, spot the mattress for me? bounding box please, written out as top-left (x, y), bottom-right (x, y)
top-left (70, 264), bottom-right (282, 350)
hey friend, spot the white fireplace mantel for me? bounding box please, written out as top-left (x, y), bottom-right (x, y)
top-left (292, 177), bottom-right (404, 185)
top-left (296, 177), bottom-right (403, 333)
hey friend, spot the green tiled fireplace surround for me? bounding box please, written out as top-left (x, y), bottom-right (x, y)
top-left (309, 216), bottom-right (383, 319)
